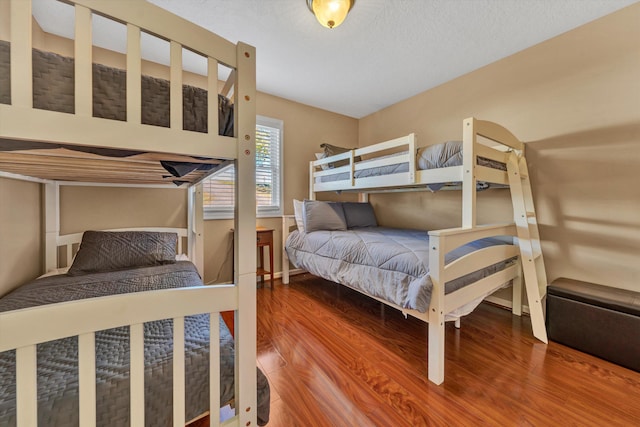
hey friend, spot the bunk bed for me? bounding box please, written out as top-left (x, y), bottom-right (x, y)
top-left (0, 0), bottom-right (264, 425)
top-left (282, 118), bottom-right (549, 385)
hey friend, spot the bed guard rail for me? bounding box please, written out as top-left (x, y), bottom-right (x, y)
top-left (310, 133), bottom-right (417, 195)
top-left (3, 0), bottom-right (247, 160)
top-left (0, 284), bottom-right (238, 426)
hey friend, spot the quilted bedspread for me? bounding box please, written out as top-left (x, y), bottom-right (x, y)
top-left (286, 227), bottom-right (511, 313)
top-left (0, 262), bottom-right (270, 426)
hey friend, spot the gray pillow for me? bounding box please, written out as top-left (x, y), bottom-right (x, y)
top-left (342, 202), bottom-right (378, 228)
top-left (320, 143), bottom-right (362, 169)
top-left (417, 140), bottom-right (464, 170)
top-left (68, 231), bottom-right (177, 276)
top-left (303, 200), bottom-right (347, 232)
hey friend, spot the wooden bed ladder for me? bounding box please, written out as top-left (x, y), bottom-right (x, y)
top-left (507, 152), bottom-right (549, 343)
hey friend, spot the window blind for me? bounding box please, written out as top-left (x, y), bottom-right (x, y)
top-left (204, 116), bottom-right (283, 218)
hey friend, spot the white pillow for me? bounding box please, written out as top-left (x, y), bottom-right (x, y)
top-left (293, 199), bottom-right (306, 233)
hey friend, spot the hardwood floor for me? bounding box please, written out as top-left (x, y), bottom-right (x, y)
top-left (255, 274), bottom-right (640, 426)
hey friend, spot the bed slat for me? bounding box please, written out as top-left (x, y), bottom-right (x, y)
top-left (16, 345), bottom-right (37, 427)
top-left (69, 0), bottom-right (237, 68)
top-left (127, 24), bottom-right (142, 124)
top-left (10, 0), bottom-right (32, 108)
top-left (210, 314), bottom-right (221, 427)
top-left (208, 57), bottom-right (220, 135)
top-left (353, 133), bottom-right (415, 157)
top-left (78, 332), bottom-right (97, 427)
top-left (443, 245), bottom-right (519, 283)
top-left (429, 223), bottom-right (517, 255)
top-left (170, 41), bottom-right (183, 131)
top-left (75, 4), bottom-right (93, 117)
top-left (173, 316), bottom-right (186, 426)
top-left (475, 164), bottom-right (509, 185)
top-left (475, 143), bottom-right (510, 164)
top-left (130, 323), bottom-right (145, 426)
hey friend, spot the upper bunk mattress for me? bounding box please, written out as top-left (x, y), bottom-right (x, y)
top-left (0, 40), bottom-right (234, 136)
top-left (285, 227), bottom-right (512, 314)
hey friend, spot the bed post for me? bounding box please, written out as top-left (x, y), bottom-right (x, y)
top-left (234, 41), bottom-right (258, 427)
top-left (462, 118), bottom-right (477, 228)
top-left (282, 216), bottom-right (291, 285)
top-left (427, 233), bottom-right (445, 385)
top-left (44, 182), bottom-right (59, 272)
top-left (187, 183), bottom-right (204, 274)
top-left (309, 161), bottom-right (317, 200)
top-left (512, 260), bottom-right (523, 316)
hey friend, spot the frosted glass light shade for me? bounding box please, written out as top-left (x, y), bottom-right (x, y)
top-left (307, 0), bottom-right (355, 29)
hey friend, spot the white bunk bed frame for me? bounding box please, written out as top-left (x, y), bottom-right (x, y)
top-left (0, 1), bottom-right (258, 426)
top-left (282, 118), bottom-right (549, 385)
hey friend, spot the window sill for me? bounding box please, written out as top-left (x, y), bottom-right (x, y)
top-left (204, 211), bottom-right (283, 221)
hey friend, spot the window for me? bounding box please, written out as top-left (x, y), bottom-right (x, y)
top-left (203, 116), bottom-right (283, 219)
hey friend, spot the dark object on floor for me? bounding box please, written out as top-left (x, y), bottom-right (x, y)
top-left (547, 278), bottom-right (640, 372)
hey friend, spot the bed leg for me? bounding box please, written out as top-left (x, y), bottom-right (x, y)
top-left (454, 318), bottom-right (461, 329)
top-left (428, 316), bottom-right (445, 385)
top-left (281, 216), bottom-right (291, 285)
top-left (282, 258), bottom-right (289, 285)
top-left (512, 262), bottom-right (523, 316)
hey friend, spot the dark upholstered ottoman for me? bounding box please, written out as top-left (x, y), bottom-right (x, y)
top-left (547, 278), bottom-right (640, 372)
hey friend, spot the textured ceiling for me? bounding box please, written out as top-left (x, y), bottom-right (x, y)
top-left (34, 0), bottom-right (638, 118)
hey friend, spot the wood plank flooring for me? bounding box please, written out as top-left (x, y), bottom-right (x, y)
top-left (256, 274), bottom-right (640, 426)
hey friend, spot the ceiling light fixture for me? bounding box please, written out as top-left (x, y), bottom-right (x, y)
top-left (307, 0), bottom-right (355, 29)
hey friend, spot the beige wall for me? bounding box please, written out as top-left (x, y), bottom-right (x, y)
top-left (0, 177), bottom-right (42, 296)
top-left (202, 92), bottom-right (359, 284)
top-left (59, 186), bottom-right (187, 234)
top-left (360, 4), bottom-right (640, 291)
top-left (1, 4), bottom-right (638, 295)
top-left (0, 1), bottom-right (9, 42)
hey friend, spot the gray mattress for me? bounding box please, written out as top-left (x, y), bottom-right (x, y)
top-left (319, 140), bottom-right (503, 191)
top-left (285, 227), bottom-right (512, 313)
top-left (0, 262), bottom-right (270, 426)
top-left (0, 40), bottom-right (234, 136)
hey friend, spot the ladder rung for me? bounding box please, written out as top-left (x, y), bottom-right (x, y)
top-left (526, 212), bottom-right (535, 217)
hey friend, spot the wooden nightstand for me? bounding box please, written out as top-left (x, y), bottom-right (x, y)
top-left (256, 227), bottom-right (274, 288)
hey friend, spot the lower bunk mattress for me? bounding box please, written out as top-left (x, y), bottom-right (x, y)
top-left (286, 227), bottom-right (513, 316)
top-left (0, 262), bottom-right (270, 426)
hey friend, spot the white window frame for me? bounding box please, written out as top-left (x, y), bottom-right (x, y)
top-left (204, 115), bottom-right (283, 220)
